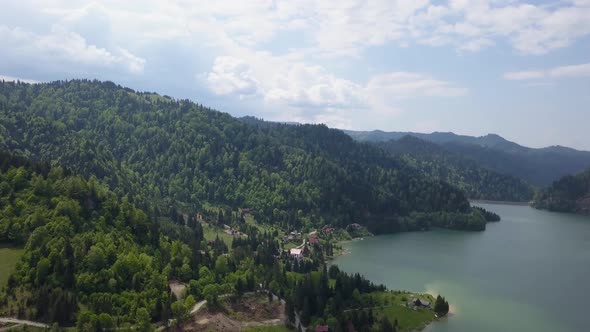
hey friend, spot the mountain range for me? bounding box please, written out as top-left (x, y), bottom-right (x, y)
top-left (343, 130), bottom-right (590, 187)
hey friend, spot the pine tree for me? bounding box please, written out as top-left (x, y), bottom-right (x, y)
top-left (434, 295), bottom-right (449, 317)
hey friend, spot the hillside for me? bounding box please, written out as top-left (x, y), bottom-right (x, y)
top-left (0, 152), bottom-right (447, 331)
top-left (0, 80), bottom-right (485, 232)
top-left (375, 136), bottom-right (534, 202)
top-left (533, 168), bottom-right (590, 214)
top-left (0, 152), bottom-right (173, 326)
top-left (344, 130), bottom-right (590, 186)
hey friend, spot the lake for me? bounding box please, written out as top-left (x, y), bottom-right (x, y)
top-left (332, 203), bottom-right (590, 332)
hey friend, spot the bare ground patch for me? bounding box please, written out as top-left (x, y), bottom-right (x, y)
top-left (182, 294), bottom-right (285, 331)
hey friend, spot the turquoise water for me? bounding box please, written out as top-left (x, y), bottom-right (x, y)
top-left (332, 203), bottom-right (590, 332)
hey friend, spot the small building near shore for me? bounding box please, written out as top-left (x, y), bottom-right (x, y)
top-left (413, 298), bottom-right (430, 307)
top-left (290, 248), bottom-right (303, 259)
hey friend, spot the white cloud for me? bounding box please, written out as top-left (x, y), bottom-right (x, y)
top-left (504, 63), bottom-right (590, 80)
top-left (549, 63), bottom-right (590, 78)
top-left (0, 24), bottom-right (145, 74)
top-left (365, 72), bottom-right (467, 115)
top-left (457, 38), bottom-right (495, 52)
top-left (503, 70), bottom-right (546, 80)
top-left (206, 56), bottom-right (259, 98)
top-left (205, 53), bottom-right (365, 111)
top-left (264, 63), bottom-right (363, 109)
top-left (366, 72), bottom-right (467, 99)
top-left (205, 55), bottom-right (465, 122)
top-left (1, 0), bottom-right (589, 131)
top-left (21, 0), bottom-right (590, 60)
top-left (0, 74), bottom-right (40, 84)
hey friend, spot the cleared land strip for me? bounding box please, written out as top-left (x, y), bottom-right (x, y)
top-left (0, 318), bottom-right (49, 328)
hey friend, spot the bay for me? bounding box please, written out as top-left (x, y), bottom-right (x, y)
top-left (332, 203), bottom-right (590, 332)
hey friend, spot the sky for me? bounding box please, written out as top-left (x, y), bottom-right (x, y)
top-left (0, 0), bottom-right (589, 150)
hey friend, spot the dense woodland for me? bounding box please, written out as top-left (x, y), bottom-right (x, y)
top-left (0, 80), bottom-right (487, 232)
top-left (0, 155), bottom-right (173, 326)
top-left (533, 168), bottom-right (590, 214)
top-left (375, 136), bottom-right (534, 202)
top-left (0, 153), bottom-right (453, 330)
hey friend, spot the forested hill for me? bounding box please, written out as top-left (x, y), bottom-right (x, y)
top-left (533, 168), bottom-right (590, 214)
top-left (375, 136), bottom-right (534, 202)
top-left (344, 130), bottom-right (590, 186)
top-left (0, 151), bottom-right (175, 325)
top-left (0, 79), bottom-right (481, 231)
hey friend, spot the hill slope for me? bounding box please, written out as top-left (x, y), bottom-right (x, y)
top-left (0, 151), bottom-right (175, 325)
top-left (343, 130), bottom-right (590, 186)
top-left (0, 80), bottom-right (482, 231)
top-left (533, 168), bottom-right (590, 214)
top-left (375, 136), bottom-right (534, 201)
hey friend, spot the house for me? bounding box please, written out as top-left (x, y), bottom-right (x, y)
top-left (413, 298), bottom-right (430, 307)
top-left (224, 229), bottom-right (238, 235)
top-left (282, 234), bottom-right (296, 243)
top-left (290, 248), bottom-right (303, 259)
top-left (309, 234), bottom-right (319, 244)
top-left (315, 325), bottom-right (329, 332)
top-left (322, 226), bottom-right (335, 233)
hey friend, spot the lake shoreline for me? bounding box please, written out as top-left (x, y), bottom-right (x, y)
top-left (332, 203), bottom-right (590, 332)
top-left (331, 238), bottom-right (448, 332)
top-left (469, 199), bottom-right (530, 206)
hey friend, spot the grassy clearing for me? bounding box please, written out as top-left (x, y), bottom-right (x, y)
top-left (0, 246), bottom-right (24, 287)
top-left (202, 213), bottom-right (283, 247)
top-left (283, 242), bottom-right (299, 250)
top-left (244, 215), bottom-right (284, 237)
top-left (373, 305), bottom-right (436, 331)
top-left (202, 223), bottom-right (236, 247)
top-left (363, 292), bottom-right (437, 331)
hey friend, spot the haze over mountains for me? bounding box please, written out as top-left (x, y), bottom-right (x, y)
top-left (343, 130), bottom-right (590, 187)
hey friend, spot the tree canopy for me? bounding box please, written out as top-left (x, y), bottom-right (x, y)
top-left (0, 79), bottom-right (482, 231)
top-left (533, 168), bottom-right (590, 214)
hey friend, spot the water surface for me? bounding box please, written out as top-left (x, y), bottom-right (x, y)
top-left (332, 204), bottom-right (590, 332)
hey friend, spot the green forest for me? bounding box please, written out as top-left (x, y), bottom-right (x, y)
top-left (0, 80), bottom-right (487, 232)
top-left (375, 136), bottom-right (534, 202)
top-left (0, 152), bottom-right (451, 331)
top-left (533, 168), bottom-right (590, 214)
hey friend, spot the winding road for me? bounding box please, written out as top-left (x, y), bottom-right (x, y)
top-left (0, 318), bottom-right (48, 329)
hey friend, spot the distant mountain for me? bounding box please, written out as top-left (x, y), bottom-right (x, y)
top-left (239, 116), bottom-right (300, 126)
top-left (533, 168), bottom-right (590, 214)
top-left (343, 130), bottom-right (590, 187)
top-left (376, 136), bottom-right (534, 202)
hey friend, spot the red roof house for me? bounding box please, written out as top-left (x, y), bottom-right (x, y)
top-left (309, 234), bottom-right (319, 244)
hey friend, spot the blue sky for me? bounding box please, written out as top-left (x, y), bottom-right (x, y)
top-left (0, 0), bottom-right (589, 149)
